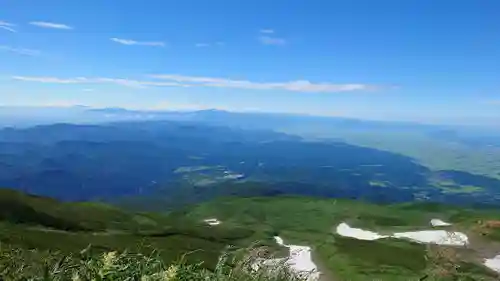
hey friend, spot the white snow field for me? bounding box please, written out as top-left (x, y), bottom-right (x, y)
top-left (430, 219), bottom-right (452, 227)
top-left (392, 230), bottom-right (468, 246)
top-left (336, 222), bottom-right (469, 246)
top-left (252, 236), bottom-right (320, 281)
top-left (484, 255), bottom-right (500, 273)
top-left (336, 223), bottom-right (388, 240)
top-left (203, 218), bottom-right (221, 226)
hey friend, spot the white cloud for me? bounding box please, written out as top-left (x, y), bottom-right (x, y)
top-left (0, 21), bottom-right (16, 32)
top-left (12, 76), bottom-right (87, 84)
top-left (0, 21), bottom-right (14, 26)
top-left (12, 74), bottom-right (383, 93)
top-left (82, 88), bottom-right (95, 92)
top-left (29, 21), bottom-right (73, 30)
top-left (0, 26), bottom-right (16, 32)
top-left (0, 45), bottom-right (40, 56)
top-left (150, 74), bottom-right (375, 93)
top-left (110, 38), bottom-right (165, 47)
top-left (149, 75), bottom-right (227, 84)
top-left (11, 76), bottom-right (183, 88)
top-left (260, 29), bottom-right (275, 34)
top-left (196, 42), bottom-right (225, 47)
top-left (258, 36), bottom-right (286, 46)
top-left (195, 43), bottom-right (210, 47)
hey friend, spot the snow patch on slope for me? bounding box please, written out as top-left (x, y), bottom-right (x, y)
top-left (430, 219), bottom-right (452, 227)
top-left (393, 230), bottom-right (468, 246)
top-left (336, 223), bottom-right (388, 240)
top-left (254, 236), bottom-right (320, 281)
top-left (203, 218), bottom-right (221, 226)
top-left (336, 222), bottom-right (468, 246)
top-left (484, 255), bottom-right (500, 273)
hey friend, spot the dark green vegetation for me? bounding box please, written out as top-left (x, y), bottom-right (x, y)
top-left (0, 244), bottom-right (304, 281)
top-left (185, 196), bottom-right (500, 281)
top-left (1, 120), bottom-right (499, 207)
top-left (2, 188), bottom-right (500, 280)
top-left (0, 189), bottom-right (271, 271)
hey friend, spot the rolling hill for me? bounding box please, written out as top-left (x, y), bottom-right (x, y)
top-left (0, 188), bottom-right (264, 270)
top-left (185, 196), bottom-right (500, 280)
top-left (2, 188), bottom-right (500, 280)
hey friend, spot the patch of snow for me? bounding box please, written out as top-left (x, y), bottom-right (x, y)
top-left (336, 223), bottom-right (388, 241)
top-left (484, 255), bottom-right (500, 273)
top-left (274, 236), bottom-right (285, 245)
top-left (255, 236), bottom-right (320, 281)
top-left (430, 219), bottom-right (452, 227)
top-left (393, 230), bottom-right (468, 246)
top-left (286, 244), bottom-right (320, 281)
top-left (203, 218), bottom-right (221, 226)
top-left (336, 222), bottom-right (468, 246)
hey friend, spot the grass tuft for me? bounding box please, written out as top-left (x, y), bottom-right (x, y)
top-left (0, 244), bottom-right (308, 281)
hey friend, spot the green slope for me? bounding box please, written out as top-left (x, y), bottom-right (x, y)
top-left (0, 188), bottom-right (262, 269)
top-left (185, 196), bottom-right (500, 281)
top-left (2, 188), bottom-right (500, 280)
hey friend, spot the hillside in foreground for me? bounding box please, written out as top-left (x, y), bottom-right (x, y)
top-left (184, 196), bottom-right (500, 280)
top-left (2, 188), bottom-right (500, 280)
top-left (0, 188), bottom-right (270, 270)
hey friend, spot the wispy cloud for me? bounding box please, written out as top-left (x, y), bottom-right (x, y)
top-left (13, 74), bottom-right (384, 93)
top-left (195, 43), bottom-right (210, 48)
top-left (0, 45), bottom-right (40, 56)
top-left (258, 36), bottom-right (286, 46)
top-left (260, 29), bottom-right (275, 34)
top-left (0, 21), bottom-right (16, 32)
top-left (12, 76), bottom-right (182, 88)
top-left (110, 38), bottom-right (165, 47)
top-left (82, 88), bottom-right (95, 92)
top-left (258, 28), bottom-right (286, 45)
top-left (12, 76), bottom-right (86, 84)
top-left (29, 21), bottom-right (73, 30)
top-left (196, 42), bottom-right (225, 47)
top-left (150, 74), bottom-right (377, 93)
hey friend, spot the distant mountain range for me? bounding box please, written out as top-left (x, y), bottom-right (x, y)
top-left (0, 118), bottom-right (499, 206)
top-left (0, 106), bottom-right (472, 129)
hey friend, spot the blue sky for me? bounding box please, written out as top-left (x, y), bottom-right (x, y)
top-left (0, 0), bottom-right (499, 125)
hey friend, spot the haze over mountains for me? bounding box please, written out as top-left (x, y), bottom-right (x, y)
top-left (0, 106), bottom-right (499, 208)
